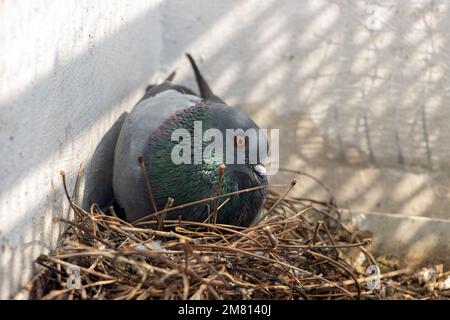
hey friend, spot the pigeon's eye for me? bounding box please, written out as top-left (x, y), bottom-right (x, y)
top-left (234, 135), bottom-right (245, 147)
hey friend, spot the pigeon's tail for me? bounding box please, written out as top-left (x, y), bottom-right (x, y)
top-left (185, 53), bottom-right (225, 104)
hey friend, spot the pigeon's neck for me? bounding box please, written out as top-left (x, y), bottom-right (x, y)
top-left (148, 100), bottom-right (210, 145)
top-left (143, 100), bottom-right (222, 206)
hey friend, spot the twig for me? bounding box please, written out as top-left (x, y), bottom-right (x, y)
top-left (259, 180), bottom-right (297, 221)
top-left (158, 197), bottom-right (174, 231)
top-left (133, 184), bottom-right (287, 225)
top-left (138, 155), bottom-right (158, 213)
top-left (212, 164), bottom-right (226, 225)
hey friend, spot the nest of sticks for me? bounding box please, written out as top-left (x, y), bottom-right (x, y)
top-left (22, 170), bottom-right (450, 300)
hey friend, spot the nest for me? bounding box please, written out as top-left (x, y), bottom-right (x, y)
top-left (21, 171), bottom-right (450, 300)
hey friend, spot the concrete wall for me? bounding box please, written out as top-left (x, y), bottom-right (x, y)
top-left (163, 0), bottom-right (450, 220)
top-left (0, 0), bottom-right (165, 298)
top-left (1, 0), bottom-right (450, 298)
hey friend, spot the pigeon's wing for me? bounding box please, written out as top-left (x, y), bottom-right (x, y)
top-left (113, 90), bottom-right (201, 222)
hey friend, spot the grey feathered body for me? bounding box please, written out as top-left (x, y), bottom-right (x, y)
top-left (113, 90), bottom-right (201, 222)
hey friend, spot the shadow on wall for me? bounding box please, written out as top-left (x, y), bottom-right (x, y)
top-left (2, 0), bottom-right (450, 298)
top-left (0, 3), bottom-right (165, 298)
top-left (158, 0), bottom-right (450, 219)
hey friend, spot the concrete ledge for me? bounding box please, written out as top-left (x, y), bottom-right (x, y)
top-left (340, 210), bottom-right (450, 268)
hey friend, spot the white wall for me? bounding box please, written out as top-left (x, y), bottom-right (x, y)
top-left (161, 0), bottom-right (450, 219)
top-left (2, 0), bottom-right (450, 298)
top-left (0, 0), bottom-right (165, 298)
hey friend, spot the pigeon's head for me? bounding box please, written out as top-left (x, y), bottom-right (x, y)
top-left (144, 99), bottom-right (268, 227)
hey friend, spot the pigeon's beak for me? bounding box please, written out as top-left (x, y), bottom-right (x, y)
top-left (252, 164), bottom-right (268, 188)
top-left (253, 164), bottom-right (267, 178)
top-left (227, 164), bottom-right (267, 187)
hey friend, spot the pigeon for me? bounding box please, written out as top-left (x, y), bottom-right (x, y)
top-left (113, 54), bottom-right (268, 227)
